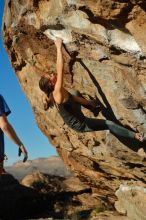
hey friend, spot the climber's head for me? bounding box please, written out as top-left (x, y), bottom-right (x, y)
top-left (39, 73), bottom-right (57, 96)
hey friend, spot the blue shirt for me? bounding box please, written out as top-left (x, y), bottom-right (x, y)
top-left (0, 94), bottom-right (11, 116)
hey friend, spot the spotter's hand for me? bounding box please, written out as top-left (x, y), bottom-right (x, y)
top-left (18, 144), bottom-right (28, 162)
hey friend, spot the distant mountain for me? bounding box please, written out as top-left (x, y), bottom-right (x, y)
top-left (5, 156), bottom-right (72, 181)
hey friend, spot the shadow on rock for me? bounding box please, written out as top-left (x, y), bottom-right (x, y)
top-left (0, 172), bottom-right (103, 220)
top-left (0, 174), bottom-right (49, 220)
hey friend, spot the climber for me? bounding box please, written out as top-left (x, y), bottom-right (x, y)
top-left (39, 38), bottom-right (145, 142)
top-left (0, 94), bottom-right (28, 174)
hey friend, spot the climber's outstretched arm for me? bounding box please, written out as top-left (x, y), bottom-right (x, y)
top-left (53, 38), bottom-right (64, 104)
top-left (73, 95), bottom-right (98, 110)
top-left (73, 96), bottom-right (92, 106)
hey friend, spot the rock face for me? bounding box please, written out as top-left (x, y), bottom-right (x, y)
top-left (115, 185), bottom-right (146, 220)
top-left (2, 0), bottom-right (146, 207)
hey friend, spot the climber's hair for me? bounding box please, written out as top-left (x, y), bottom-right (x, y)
top-left (39, 75), bottom-right (54, 110)
top-left (39, 75), bottom-right (54, 95)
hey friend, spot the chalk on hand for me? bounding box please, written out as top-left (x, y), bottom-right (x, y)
top-left (44, 29), bottom-right (72, 44)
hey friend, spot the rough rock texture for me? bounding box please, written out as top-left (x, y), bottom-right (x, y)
top-left (115, 185), bottom-right (146, 220)
top-left (21, 172), bottom-right (127, 220)
top-left (21, 172), bottom-right (104, 218)
top-left (2, 0), bottom-right (146, 209)
top-left (0, 172), bottom-right (105, 220)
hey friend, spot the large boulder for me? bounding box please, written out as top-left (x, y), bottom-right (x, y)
top-left (2, 0), bottom-right (146, 207)
top-left (115, 185), bottom-right (146, 220)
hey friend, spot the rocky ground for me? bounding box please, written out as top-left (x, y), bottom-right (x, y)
top-left (1, 157), bottom-right (145, 220)
top-left (0, 157), bottom-right (112, 220)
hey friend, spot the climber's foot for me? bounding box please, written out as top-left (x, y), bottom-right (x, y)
top-left (135, 133), bottom-right (144, 142)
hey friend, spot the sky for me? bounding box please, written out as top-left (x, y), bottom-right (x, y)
top-left (0, 1), bottom-right (57, 165)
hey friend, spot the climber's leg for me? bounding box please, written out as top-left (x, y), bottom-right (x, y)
top-left (84, 118), bottom-right (108, 132)
top-left (84, 118), bottom-right (144, 141)
top-left (105, 120), bottom-right (135, 139)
